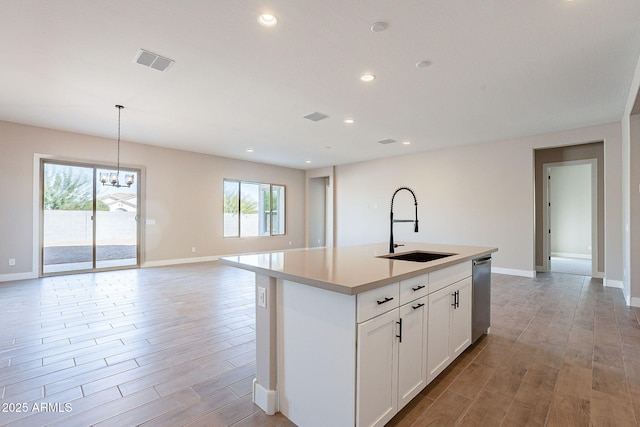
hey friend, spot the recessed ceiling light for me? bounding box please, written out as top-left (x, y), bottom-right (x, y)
top-left (258, 13), bottom-right (278, 27)
top-left (416, 60), bottom-right (432, 69)
top-left (246, 148), bottom-right (254, 153)
top-left (344, 118), bottom-right (355, 124)
top-left (370, 22), bottom-right (387, 33)
top-left (402, 140), bottom-right (411, 145)
top-left (360, 73), bottom-right (376, 82)
top-left (305, 160), bottom-right (312, 164)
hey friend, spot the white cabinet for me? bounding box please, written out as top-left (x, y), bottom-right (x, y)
top-left (397, 295), bottom-right (428, 408)
top-left (356, 283), bottom-right (428, 427)
top-left (276, 262), bottom-right (473, 427)
top-left (450, 277), bottom-right (472, 359)
top-left (427, 277), bottom-right (472, 383)
top-left (426, 284), bottom-right (453, 382)
top-left (357, 282), bottom-right (399, 323)
top-left (356, 309), bottom-right (399, 427)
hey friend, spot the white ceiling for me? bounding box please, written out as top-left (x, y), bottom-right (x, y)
top-left (1, 1), bottom-right (640, 170)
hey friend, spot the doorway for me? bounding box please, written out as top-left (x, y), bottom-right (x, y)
top-left (543, 160), bottom-right (597, 276)
top-left (41, 160), bottom-right (140, 275)
top-left (308, 177), bottom-right (328, 248)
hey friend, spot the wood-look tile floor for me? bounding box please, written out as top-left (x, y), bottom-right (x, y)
top-left (389, 273), bottom-right (640, 427)
top-left (0, 263), bottom-right (638, 426)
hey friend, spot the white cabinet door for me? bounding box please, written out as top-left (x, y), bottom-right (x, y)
top-left (356, 309), bottom-right (399, 427)
top-left (450, 277), bottom-right (472, 359)
top-left (397, 295), bottom-right (428, 409)
top-left (427, 284), bottom-right (454, 383)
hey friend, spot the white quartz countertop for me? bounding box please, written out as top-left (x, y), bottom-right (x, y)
top-left (219, 242), bottom-right (498, 295)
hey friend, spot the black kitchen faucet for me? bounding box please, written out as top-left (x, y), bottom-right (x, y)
top-left (389, 187), bottom-right (419, 253)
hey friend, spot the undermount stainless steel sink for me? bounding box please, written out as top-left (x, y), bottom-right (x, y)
top-left (378, 250), bottom-right (456, 263)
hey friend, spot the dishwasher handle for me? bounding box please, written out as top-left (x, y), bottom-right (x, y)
top-left (473, 256), bottom-right (492, 266)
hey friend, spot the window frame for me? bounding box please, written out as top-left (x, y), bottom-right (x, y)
top-left (223, 179), bottom-right (286, 238)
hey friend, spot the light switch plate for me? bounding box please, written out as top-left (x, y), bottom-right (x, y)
top-left (258, 287), bottom-right (267, 308)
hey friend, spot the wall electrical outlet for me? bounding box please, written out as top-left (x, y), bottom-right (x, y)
top-left (257, 287), bottom-right (267, 308)
top-left (8, 258), bottom-right (15, 266)
top-left (191, 247), bottom-right (196, 253)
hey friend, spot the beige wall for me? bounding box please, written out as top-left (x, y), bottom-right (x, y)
top-left (0, 120), bottom-right (305, 280)
top-left (334, 122), bottom-right (622, 279)
top-left (622, 51), bottom-right (640, 306)
top-left (0, 118), bottom-right (628, 299)
top-left (630, 114), bottom-right (640, 304)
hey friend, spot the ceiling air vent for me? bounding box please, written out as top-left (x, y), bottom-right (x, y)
top-left (303, 112), bottom-right (329, 122)
top-left (377, 138), bottom-right (397, 145)
top-left (134, 49), bottom-right (175, 72)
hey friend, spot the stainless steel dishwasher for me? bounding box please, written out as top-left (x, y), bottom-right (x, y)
top-left (472, 256), bottom-right (492, 343)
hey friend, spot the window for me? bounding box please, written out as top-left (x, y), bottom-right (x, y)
top-left (223, 179), bottom-right (286, 237)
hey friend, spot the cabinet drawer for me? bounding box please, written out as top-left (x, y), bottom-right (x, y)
top-left (399, 274), bottom-right (429, 305)
top-left (357, 282), bottom-right (400, 323)
top-left (429, 262), bottom-right (471, 294)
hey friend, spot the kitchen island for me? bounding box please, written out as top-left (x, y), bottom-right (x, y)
top-left (220, 242), bottom-right (497, 427)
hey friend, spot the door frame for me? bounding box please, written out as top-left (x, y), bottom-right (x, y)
top-left (542, 159), bottom-right (599, 277)
top-left (305, 167), bottom-right (334, 249)
top-left (37, 155), bottom-right (142, 276)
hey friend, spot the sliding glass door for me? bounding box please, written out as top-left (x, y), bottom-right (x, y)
top-left (95, 167), bottom-right (138, 269)
top-left (42, 161), bottom-right (139, 275)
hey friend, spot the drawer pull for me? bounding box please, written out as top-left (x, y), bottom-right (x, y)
top-left (411, 285), bottom-right (426, 291)
top-left (376, 296), bottom-right (394, 305)
top-left (412, 303), bottom-right (424, 310)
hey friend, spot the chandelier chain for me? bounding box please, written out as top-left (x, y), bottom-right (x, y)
top-left (116, 105), bottom-right (122, 176)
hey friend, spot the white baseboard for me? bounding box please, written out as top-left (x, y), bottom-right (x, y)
top-left (603, 279), bottom-right (623, 289)
top-left (253, 378), bottom-right (278, 415)
top-left (0, 256), bottom-right (220, 281)
top-left (492, 267), bottom-right (536, 278)
top-left (603, 280), bottom-right (636, 308)
top-left (550, 252), bottom-right (591, 260)
top-left (0, 271), bottom-right (38, 283)
top-left (535, 266), bottom-right (604, 279)
top-left (141, 255), bottom-right (219, 268)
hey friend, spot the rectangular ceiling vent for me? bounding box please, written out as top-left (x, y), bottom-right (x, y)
top-left (303, 112), bottom-right (329, 122)
top-left (134, 49), bottom-right (175, 72)
top-left (377, 138), bottom-right (397, 145)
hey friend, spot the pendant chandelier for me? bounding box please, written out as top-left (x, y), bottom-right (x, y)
top-left (99, 104), bottom-right (134, 188)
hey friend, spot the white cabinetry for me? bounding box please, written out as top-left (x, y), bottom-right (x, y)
top-left (276, 261), bottom-right (472, 427)
top-left (356, 308), bottom-right (399, 427)
top-left (427, 276), bottom-right (472, 382)
top-left (356, 275), bottom-right (428, 427)
top-left (450, 277), bottom-right (472, 359)
top-left (397, 295), bottom-right (428, 408)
